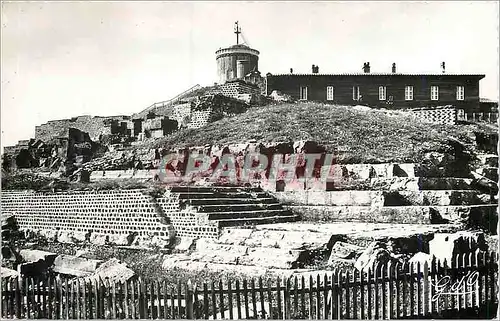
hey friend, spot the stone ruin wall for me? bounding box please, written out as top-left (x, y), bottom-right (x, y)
top-left (34, 115), bottom-right (129, 143)
top-left (1, 189), bottom-right (220, 246)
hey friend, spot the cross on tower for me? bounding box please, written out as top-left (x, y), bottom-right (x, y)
top-left (234, 21), bottom-right (241, 45)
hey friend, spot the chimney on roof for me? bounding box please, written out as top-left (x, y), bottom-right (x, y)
top-left (363, 62), bottom-right (370, 73)
top-left (312, 64), bottom-right (319, 74)
top-left (290, 68), bottom-right (293, 74)
top-left (441, 61), bottom-right (446, 73)
top-left (392, 63), bottom-right (396, 74)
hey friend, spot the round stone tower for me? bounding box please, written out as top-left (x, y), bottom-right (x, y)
top-left (216, 22), bottom-right (259, 84)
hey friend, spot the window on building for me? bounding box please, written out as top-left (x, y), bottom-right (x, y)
top-left (456, 85), bottom-right (465, 100)
top-left (300, 86), bottom-right (308, 100)
top-left (378, 86), bottom-right (387, 101)
top-left (326, 86), bottom-right (334, 101)
top-left (405, 86), bottom-right (414, 101)
top-left (352, 86), bottom-right (360, 101)
top-left (431, 86), bottom-right (439, 100)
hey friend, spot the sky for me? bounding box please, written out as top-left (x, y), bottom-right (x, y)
top-left (1, 1), bottom-right (499, 149)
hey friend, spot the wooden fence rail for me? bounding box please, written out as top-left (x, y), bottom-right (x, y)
top-left (1, 251), bottom-right (498, 319)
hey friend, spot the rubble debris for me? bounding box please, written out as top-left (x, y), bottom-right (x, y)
top-left (328, 241), bottom-right (363, 262)
top-left (354, 241), bottom-right (401, 271)
top-left (83, 258), bottom-right (135, 284)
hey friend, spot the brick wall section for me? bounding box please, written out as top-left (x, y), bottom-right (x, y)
top-left (1, 190), bottom-right (175, 243)
top-left (408, 106), bottom-right (457, 125)
top-left (35, 115), bottom-right (129, 143)
top-left (188, 109), bottom-right (212, 129)
top-left (157, 193), bottom-right (219, 238)
top-left (1, 189), bottom-right (220, 242)
top-left (211, 81), bottom-right (260, 100)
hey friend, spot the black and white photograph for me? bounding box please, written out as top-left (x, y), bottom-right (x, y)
top-left (1, 1), bottom-right (499, 319)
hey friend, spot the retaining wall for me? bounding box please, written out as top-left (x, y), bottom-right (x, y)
top-left (1, 190), bottom-right (175, 246)
top-left (1, 189), bottom-right (220, 245)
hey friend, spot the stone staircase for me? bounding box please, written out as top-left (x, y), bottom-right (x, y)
top-left (169, 186), bottom-right (300, 229)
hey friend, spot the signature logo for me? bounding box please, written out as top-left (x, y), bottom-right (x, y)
top-left (431, 270), bottom-right (479, 302)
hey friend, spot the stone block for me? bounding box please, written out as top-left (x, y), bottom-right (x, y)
top-left (19, 249), bottom-right (57, 265)
top-left (193, 241), bottom-right (248, 265)
top-left (84, 258), bottom-right (135, 284)
top-left (217, 228), bottom-right (253, 245)
top-left (149, 236), bottom-right (172, 248)
top-left (370, 177), bottom-right (420, 191)
top-left (328, 242), bottom-right (363, 262)
top-left (354, 241), bottom-right (400, 271)
top-left (57, 231), bottom-right (75, 244)
top-left (108, 234), bottom-right (131, 246)
top-left (174, 237), bottom-right (196, 252)
top-left (1, 267), bottom-right (19, 278)
top-left (429, 231), bottom-right (488, 265)
top-left (52, 254), bottom-right (102, 277)
top-left (239, 247), bottom-right (306, 269)
top-left (72, 231), bottom-right (89, 243)
top-left (39, 229), bottom-right (58, 242)
top-left (90, 233), bottom-right (108, 245)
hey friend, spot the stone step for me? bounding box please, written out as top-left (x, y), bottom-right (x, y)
top-left (170, 186), bottom-right (262, 193)
top-left (197, 203), bottom-right (284, 213)
top-left (373, 177), bottom-right (477, 191)
top-left (185, 197), bottom-right (279, 206)
top-left (190, 241), bottom-right (308, 269)
top-left (177, 192), bottom-right (270, 199)
top-left (207, 209), bottom-right (292, 220)
top-left (274, 190), bottom-right (491, 207)
top-left (287, 205), bottom-right (497, 230)
top-left (216, 215), bottom-right (301, 228)
top-left (322, 177), bottom-right (477, 191)
top-left (218, 227), bottom-right (334, 250)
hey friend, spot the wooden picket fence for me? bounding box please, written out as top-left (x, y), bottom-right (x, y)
top-left (1, 251), bottom-right (498, 319)
top-left (457, 111), bottom-right (499, 124)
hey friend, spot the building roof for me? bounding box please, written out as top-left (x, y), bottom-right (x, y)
top-left (268, 73), bottom-right (485, 78)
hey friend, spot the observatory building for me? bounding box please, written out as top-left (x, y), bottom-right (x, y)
top-left (216, 22), bottom-right (260, 84)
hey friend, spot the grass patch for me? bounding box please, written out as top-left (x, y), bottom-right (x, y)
top-left (152, 103), bottom-right (483, 164)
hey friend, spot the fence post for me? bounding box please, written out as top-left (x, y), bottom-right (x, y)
top-left (276, 277), bottom-right (282, 320)
top-left (284, 277), bottom-right (291, 320)
top-left (423, 261), bottom-right (429, 316)
top-left (186, 280), bottom-right (194, 319)
top-left (387, 261), bottom-right (394, 319)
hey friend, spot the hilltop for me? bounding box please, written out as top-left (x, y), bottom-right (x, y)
top-left (151, 102), bottom-right (485, 164)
